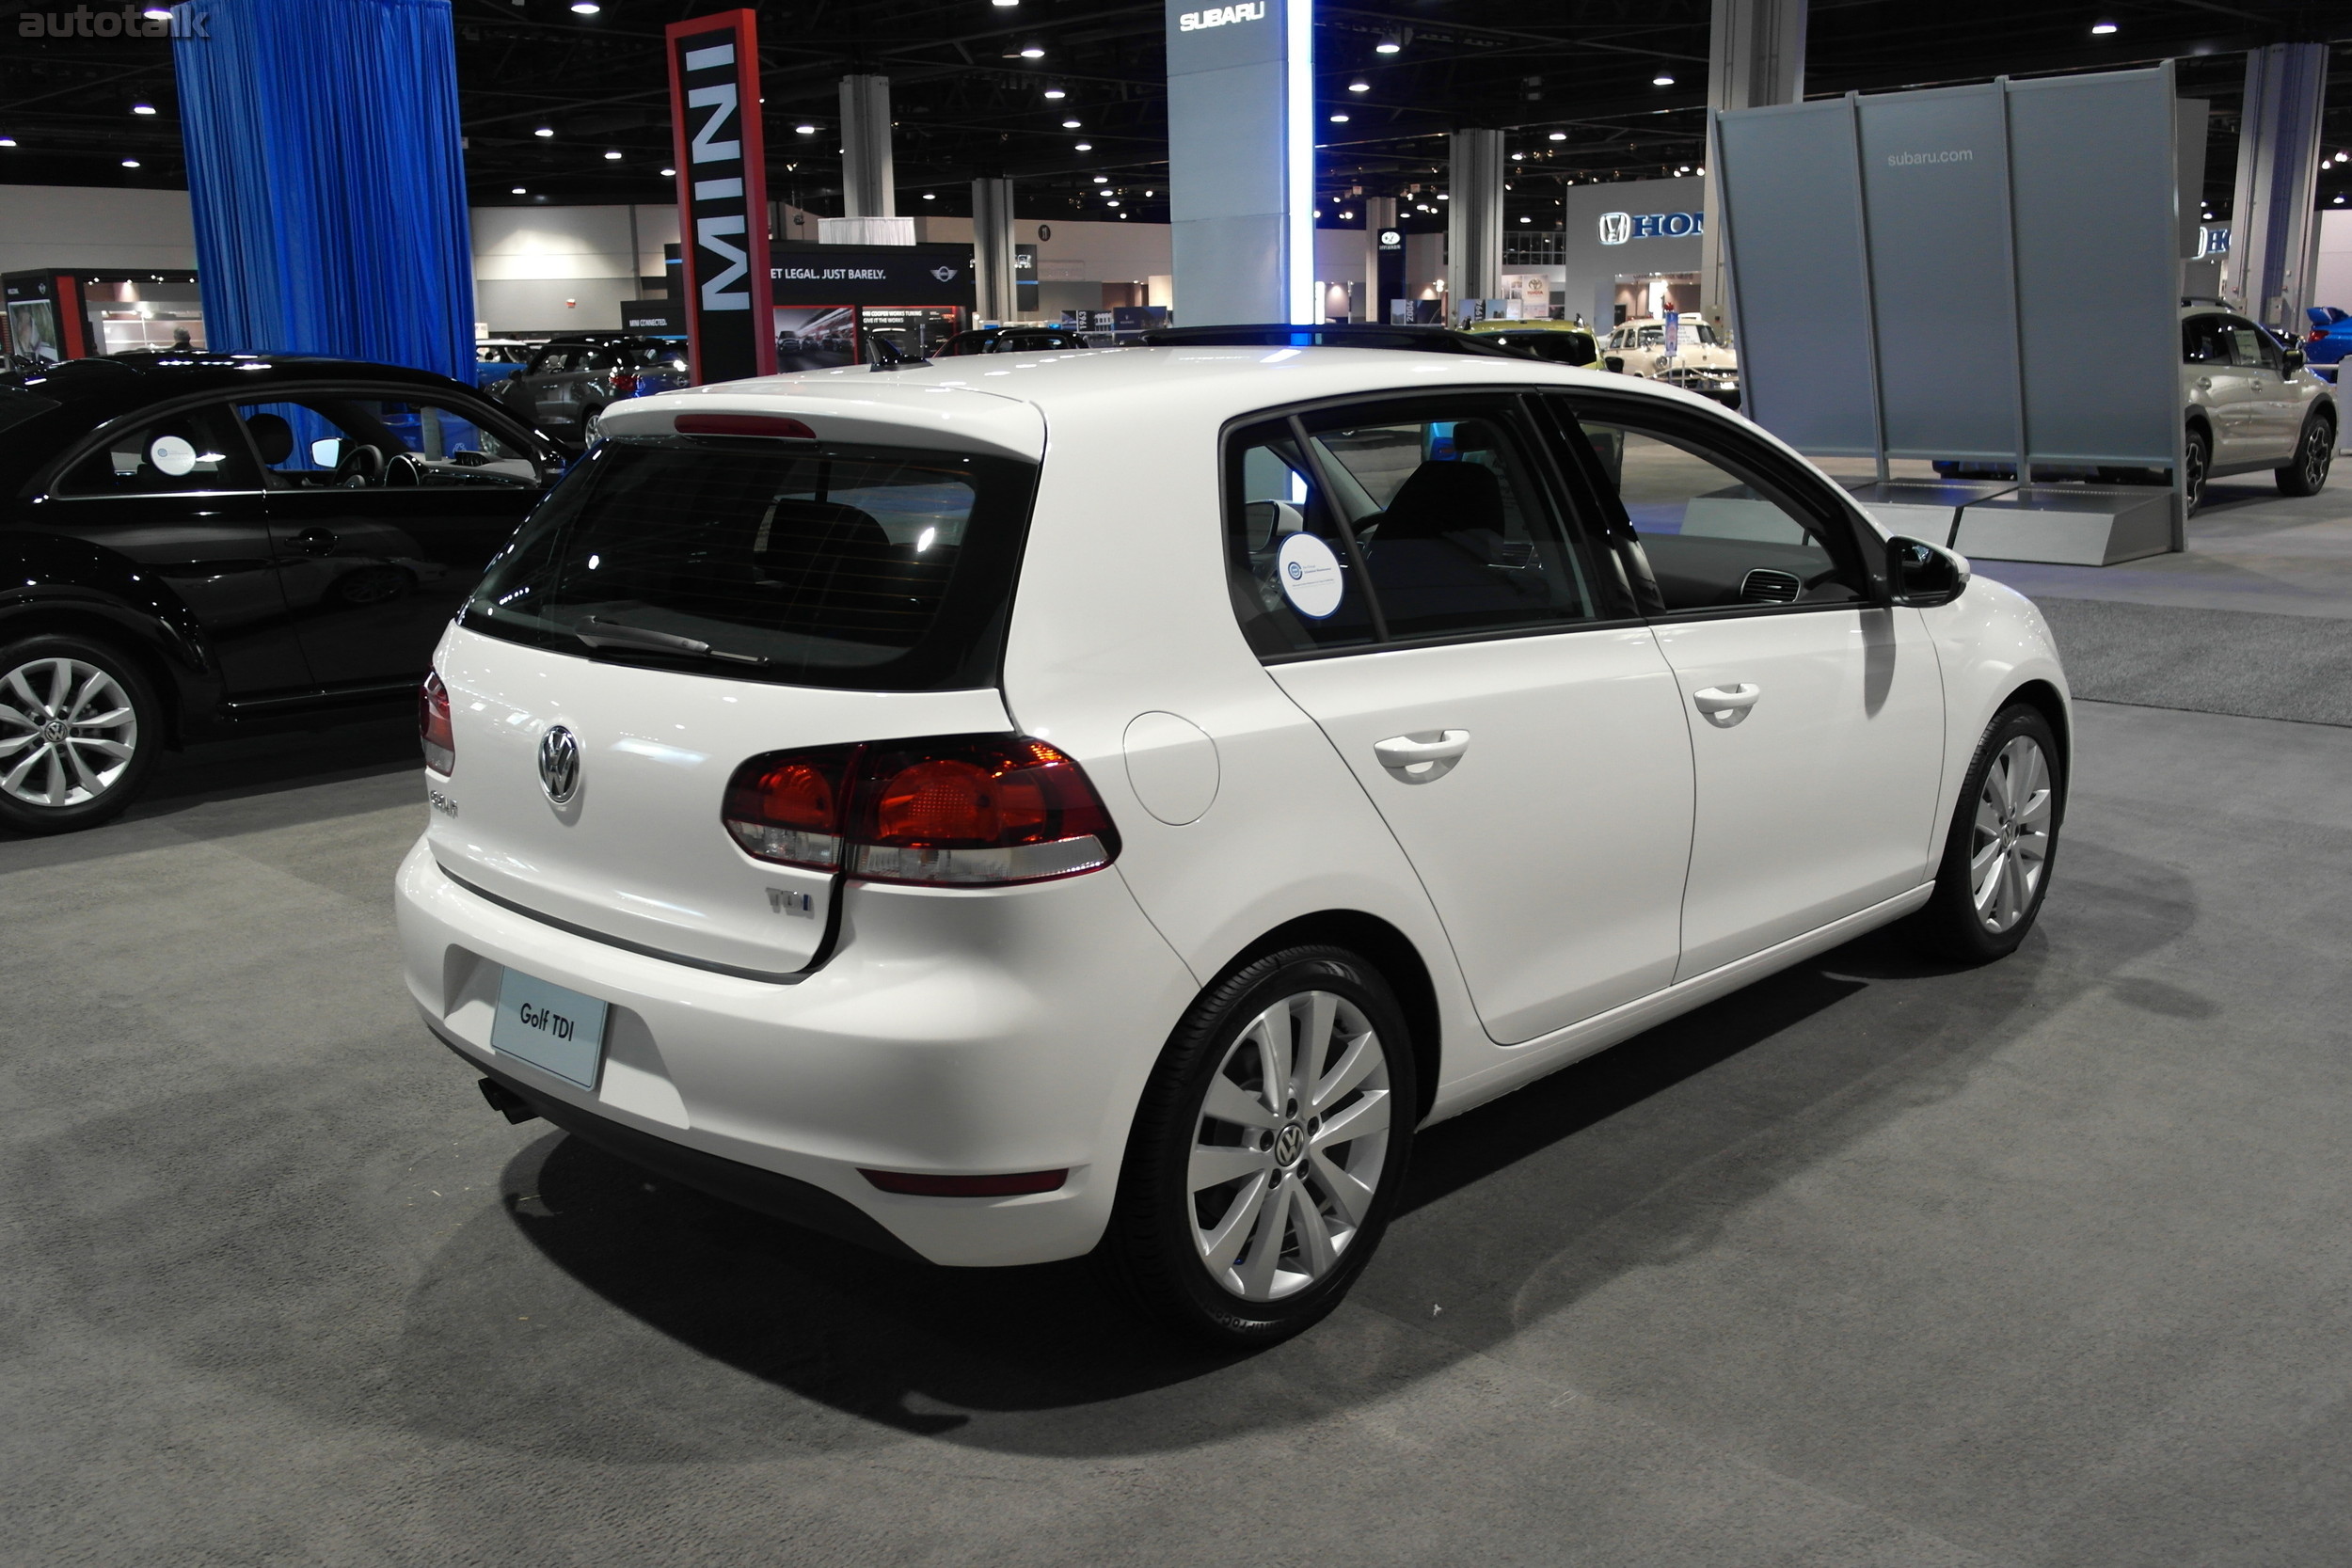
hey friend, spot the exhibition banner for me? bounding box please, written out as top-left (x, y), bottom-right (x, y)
top-left (666, 9), bottom-right (775, 386)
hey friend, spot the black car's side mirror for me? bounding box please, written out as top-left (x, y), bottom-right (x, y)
top-left (1888, 534), bottom-right (1968, 608)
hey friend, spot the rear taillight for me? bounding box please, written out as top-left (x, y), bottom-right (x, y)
top-left (721, 735), bottom-right (1120, 887)
top-left (611, 371), bottom-right (639, 393)
top-left (420, 671), bottom-right (455, 774)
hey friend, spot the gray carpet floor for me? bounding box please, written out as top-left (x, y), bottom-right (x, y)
top-left (8, 701), bottom-right (2352, 1565)
top-left (2029, 596), bottom-right (2352, 727)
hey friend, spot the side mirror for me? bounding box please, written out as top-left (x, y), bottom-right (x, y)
top-left (1888, 535), bottom-right (1968, 608)
top-left (2282, 347), bottom-right (2306, 374)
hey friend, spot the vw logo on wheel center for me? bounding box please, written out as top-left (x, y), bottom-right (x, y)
top-left (1273, 1121), bottom-right (1306, 1165)
top-left (537, 725), bottom-right (581, 803)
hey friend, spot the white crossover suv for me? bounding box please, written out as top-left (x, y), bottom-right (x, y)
top-left (396, 346), bottom-right (2070, 1343)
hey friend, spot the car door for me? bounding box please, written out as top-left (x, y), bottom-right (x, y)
top-left (1232, 396), bottom-right (1696, 1045)
top-left (235, 388), bottom-right (548, 690)
top-left (2224, 316), bottom-right (2301, 462)
top-left (1559, 392), bottom-right (1946, 981)
top-left (2185, 313), bottom-right (2262, 466)
top-left (27, 400), bottom-right (313, 697)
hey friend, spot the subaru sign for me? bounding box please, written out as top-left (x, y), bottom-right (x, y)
top-left (1598, 211), bottom-right (1705, 245)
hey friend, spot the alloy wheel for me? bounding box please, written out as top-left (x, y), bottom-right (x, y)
top-left (1970, 734), bottom-right (2053, 934)
top-left (1187, 990), bottom-right (1391, 1302)
top-left (2185, 435), bottom-right (2207, 512)
top-left (2302, 420), bottom-right (2334, 491)
top-left (0, 657), bottom-right (140, 809)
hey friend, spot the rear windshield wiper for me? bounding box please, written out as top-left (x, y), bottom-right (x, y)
top-left (575, 615), bottom-right (770, 665)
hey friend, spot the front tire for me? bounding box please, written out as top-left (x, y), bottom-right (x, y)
top-left (2276, 412), bottom-right (2335, 497)
top-left (1096, 945), bottom-right (1417, 1346)
top-left (1908, 704), bottom-right (2062, 963)
top-left (0, 633), bottom-right (162, 835)
top-left (2184, 425), bottom-right (2211, 515)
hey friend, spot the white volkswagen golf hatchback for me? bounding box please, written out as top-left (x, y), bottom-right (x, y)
top-left (396, 346), bottom-right (2069, 1343)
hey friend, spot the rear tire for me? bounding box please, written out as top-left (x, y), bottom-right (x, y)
top-left (2184, 426), bottom-right (2211, 515)
top-left (1095, 944), bottom-right (1417, 1347)
top-left (2276, 412), bottom-right (2335, 497)
top-left (0, 633), bottom-right (162, 836)
top-left (1907, 704), bottom-right (2062, 964)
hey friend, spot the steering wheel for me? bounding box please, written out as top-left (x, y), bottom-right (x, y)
top-left (331, 443), bottom-right (385, 488)
top-left (382, 452), bottom-right (423, 487)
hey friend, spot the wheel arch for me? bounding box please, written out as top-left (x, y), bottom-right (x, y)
top-left (2003, 677), bottom-right (2072, 800)
top-left (1221, 910), bottom-right (1442, 1125)
top-left (0, 601), bottom-right (204, 746)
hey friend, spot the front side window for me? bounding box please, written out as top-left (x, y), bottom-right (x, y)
top-left (54, 404), bottom-right (260, 496)
top-left (1225, 400), bottom-right (1598, 657)
top-left (461, 436), bottom-right (1035, 691)
top-left (2183, 316), bottom-right (2230, 365)
top-left (1572, 404), bottom-right (1868, 613)
top-left (2224, 319), bottom-right (2282, 372)
top-left (234, 395), bottom-right (542, 489)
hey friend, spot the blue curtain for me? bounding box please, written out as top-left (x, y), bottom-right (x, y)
top-left (173, 0), bottom-right (473, 383)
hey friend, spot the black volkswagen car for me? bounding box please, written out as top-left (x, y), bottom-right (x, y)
top-left (0, 353), bottom-right (560, 834)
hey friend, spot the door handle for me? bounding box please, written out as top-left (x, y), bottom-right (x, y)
top-left (1692, 684), bottom-right (1761, 728)
top-left (2195, 376), bottom-right (2213, 390)
top-left (1374, 729), bottom-right (1470, 782)
top-left (292, 527), bottom-right (337, 557)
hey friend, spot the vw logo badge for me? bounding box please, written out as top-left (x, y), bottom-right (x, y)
top-left (1598, 211), bottom-right (1632, 245)
top-left (1273, 1122), bottom-right (1306, 1165)
top-left (537, 725), bottom-right (580, 804)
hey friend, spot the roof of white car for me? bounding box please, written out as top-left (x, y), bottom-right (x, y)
top-left (600, 345), bottom-right (1673, 461)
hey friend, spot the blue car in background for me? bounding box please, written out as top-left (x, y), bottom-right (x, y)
top-left (473, 339), bottom-right (534, 388)
top-left (2305, 308), bottom-right (2351, 384)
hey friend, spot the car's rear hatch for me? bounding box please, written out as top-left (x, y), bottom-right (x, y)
top-left (423, 380), bottom-right (1043, 976)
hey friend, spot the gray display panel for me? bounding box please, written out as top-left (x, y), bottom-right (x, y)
top-left (1713, 102), bottom-right (1877, 455)
top-left (1856, 85), bottom-right (2022, 461)
top-left (2008, 70), bottom-right (2180, 465)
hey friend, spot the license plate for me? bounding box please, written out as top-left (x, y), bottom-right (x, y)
top-left (489, 967), bottom-right (610, 1090)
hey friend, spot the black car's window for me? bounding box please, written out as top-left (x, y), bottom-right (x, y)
top-left (1226, 401), bottom-right (1597, 657)
top-left (53, 404), bottom-right (262, 496)
top-left (0, 389), bottom-right (57, 436)
top-left (235, 396), bottom-right (542, 489)
top-left (1571, 401), bottom-right (1867, 614)
top-left (460, 436), bottom-right (1035, 691)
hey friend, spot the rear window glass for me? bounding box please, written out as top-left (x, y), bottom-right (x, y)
top-left (460, 436), bottom-right (1035, 691)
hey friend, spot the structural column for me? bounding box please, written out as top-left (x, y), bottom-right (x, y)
top-left (972, 178), bottom-right (1017, 324)
top-left (2229, 42), bottom-right (2328, 336)
top-left (1165, 0), bottom-right (1313, 325)
top-left (1447, 129), bottom-right (1504, 324)
top-left (171, 0), bottom-right (472, 379)
top-left (839, 74), bottom-right (896, 217)
top-left (1700, 0), bottom-right (1806, 339)
top-left (1362, 196), bottom-right (1402, 324)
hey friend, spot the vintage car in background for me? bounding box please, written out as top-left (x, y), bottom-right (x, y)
top-left (1600, 317), bottom-right (1740, 407)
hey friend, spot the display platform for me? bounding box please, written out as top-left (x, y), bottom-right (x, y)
top-left (1842, 479), bottom-right (2019, 547)
top-left (1952, 484), bottom-right (2176, 566)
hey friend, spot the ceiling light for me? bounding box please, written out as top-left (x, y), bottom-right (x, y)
top-left (0, 137), bottom-right (15, 148)
top-left (1019, 45), bottom-right (1045, 58)
top-left (1375, 34), bottom-right (1402, 54)
top-left (511, 185), bottom-right (527, 195)
top-left (1043, 87), bottom-right (1066, 100)
top-left (1653, 72), bottom-right (1675, 86)
top-left (1329, 113), bottom-right (1350, 123)
top-left (534, 126), bottom-right (554, 137)
top-left (1511, 152), bottom-right (1524, 160)
top-left (1092, 174), bottom-right (1107, 182)
top-left (1074, 141), bottom-right (1092, 150)
top-left (994, 0), bottom-right (1020, 7)
top-left (660, 166), bottom-right (675, 176)
top-left (1062, 118), bottom-right (1081, 128)
top-left (1106, 199), bottom-right (1120, 207)
top-left (1313, 209), bottom-right (1322, 218)
top-left (1519, 215), bottom-right (1534, 223)
top-left (602, 150), bottom-right (621, 160)
top-left (923, 192), bottom-right (937, 199)
top-left (132, 103), bottom-right (157, 116)
top-left (1549, 131), bottom-right (1566, 142)
top-left (1347, 79), bottom-right (1370, 93)
top-left (796, 123), bottom-right (817, 135)
top-left (1144, 189), bottom-right (1154, 197)
top-left (1436, 193), bottom-right (1449, 200)
top-left (2090, 18), bottom-right (2117, 34)
top-left (141, 6), bottom-right (169, 16)
top-left (121, 158), bottom-right (140, 167)
top-left (570, 1), bottom-right (598, 12)
top-left (1341, 210), bottom-right (1354, 219)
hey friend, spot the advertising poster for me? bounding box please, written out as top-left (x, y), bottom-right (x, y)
top-left (665, 8), bottom-right (775, 385)
top-left (859, 306), bottom-right (962, 359)
top-left (774, 306), bottom-right (857, 370)
top-left (8, 300), bottom-right (61, 364)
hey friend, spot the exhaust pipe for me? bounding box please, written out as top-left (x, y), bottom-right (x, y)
top-left (477, 1077), bottom-right (541, 1125)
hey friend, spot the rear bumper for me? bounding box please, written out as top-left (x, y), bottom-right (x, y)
top-left (394, 835), bottom-right (1200, 1266)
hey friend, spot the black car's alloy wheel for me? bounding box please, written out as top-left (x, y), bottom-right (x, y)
top-left (0, 634), bottom-right (162, 835)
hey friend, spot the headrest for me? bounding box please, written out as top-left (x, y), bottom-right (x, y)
top-left (1373, 459), bottom-right (1505, 540)
top-left (244, 411), bottom-right (294, 466)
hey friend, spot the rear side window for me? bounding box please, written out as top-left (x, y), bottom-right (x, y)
top-left (54, 404), bottom-right (261, 496)
top-left (461, 436), bottom-right (1035, 691)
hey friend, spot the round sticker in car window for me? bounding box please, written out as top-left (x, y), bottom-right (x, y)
top-left (1277, 531), bottom-right (1344, 619)
top-left (147, 435), bottom-right (198, 476)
